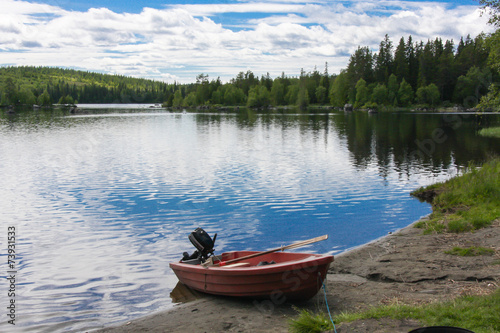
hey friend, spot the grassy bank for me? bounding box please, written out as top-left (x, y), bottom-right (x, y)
top-left (290, 158), bottom-right (500, 332)
top-left (411, 158), bottom-right (500, 234)
top-left (290, 290), bottom-right (500, 333)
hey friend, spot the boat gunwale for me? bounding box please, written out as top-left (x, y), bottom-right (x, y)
top-left (169, 251), bottom-right (334, 275)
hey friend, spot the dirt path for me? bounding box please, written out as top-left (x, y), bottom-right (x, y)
top-left (94, 218), bottom-right (499, 333)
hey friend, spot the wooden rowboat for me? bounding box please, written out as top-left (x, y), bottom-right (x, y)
top-left (169, 250), bottom-right (334, 300)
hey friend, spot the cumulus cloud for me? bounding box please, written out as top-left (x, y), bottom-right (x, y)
top-left (0, 0), bottom-right (493, 83)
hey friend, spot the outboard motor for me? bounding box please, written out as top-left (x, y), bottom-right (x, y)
top-left (182, 228), bottom-right (217, 263)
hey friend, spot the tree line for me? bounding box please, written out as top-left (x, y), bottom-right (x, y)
top-left (0, 66), bottom-right (172, 106)
top-left (0, 31), bottom-right (499, 110)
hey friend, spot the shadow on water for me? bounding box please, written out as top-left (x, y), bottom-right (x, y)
top-left (170, 282), bottom-right (203, 303)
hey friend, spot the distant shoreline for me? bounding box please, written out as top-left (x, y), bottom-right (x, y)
top-left (4, 103), bottom-right (499, 115)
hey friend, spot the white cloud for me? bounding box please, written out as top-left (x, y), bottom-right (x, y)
top-left (0, 0), bottom-right (493, 83)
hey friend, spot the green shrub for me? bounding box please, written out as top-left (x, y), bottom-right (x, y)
top-left (289, 309), bottom-right (334, 333)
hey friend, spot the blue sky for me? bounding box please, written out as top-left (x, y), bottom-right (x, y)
top-left (46, 0), bottom-right (481, 14)
top-left (0, 0), bottom-right (493, 83)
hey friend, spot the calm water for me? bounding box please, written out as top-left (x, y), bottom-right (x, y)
top-left (0, 106), bottom-right (499, 332)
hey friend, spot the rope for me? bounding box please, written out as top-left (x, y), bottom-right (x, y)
top-left (322, 280), bottom-right (337, 333)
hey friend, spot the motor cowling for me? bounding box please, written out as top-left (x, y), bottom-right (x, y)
top-left (182, 227), bottom-right (217, 262)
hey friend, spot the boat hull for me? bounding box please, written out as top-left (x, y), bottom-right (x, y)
top-left (169, 251), bottom-right (334, 300)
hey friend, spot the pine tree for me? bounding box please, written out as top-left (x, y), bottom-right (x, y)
top-left (408, 37), bottom-right (420, 90)
top-left (375, 34), bottom-right (394, 83)
top-left (436, 39), bottom-right (456, 102)
top-left (394, 37), bottom-right (410, 83)
top-left (347, 46), bottom-right (374, 102)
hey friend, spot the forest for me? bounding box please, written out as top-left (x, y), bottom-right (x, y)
top-left (1, 31), bottom-right (499, 111)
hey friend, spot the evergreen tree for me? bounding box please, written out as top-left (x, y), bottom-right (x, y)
top-left (455, 35), bottom-right (475, 78)
top-left (347, 46), bottom-right (374, 102)
top-left (394, 37), bottom-right (410, 83)
top-left (436, 39), bottom-right (456, 102)
top-left (321, 62), bottom-right (330, 93)
top-left (407, 36), bottom-right (419, 90)
top-left (418, 39), bottom-right (436, 87)
top-left (375, 34), bottom-right (394, 83)
top-left (261, 73), bottom-right (273, 91)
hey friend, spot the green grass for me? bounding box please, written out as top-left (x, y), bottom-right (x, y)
top-left (411, 158), bottom-right (500, 234)
top-left (290, 290), bottom-right (500, 333)
top-left (289, 309), bottom-right (335, 333)
top-left (479, 127), bottom-right (500, 138)
top-left (445, 246), bottom-right (495, 256)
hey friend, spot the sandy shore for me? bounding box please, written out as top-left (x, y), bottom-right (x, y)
top-left (93, 217), bottom-right (499, 333)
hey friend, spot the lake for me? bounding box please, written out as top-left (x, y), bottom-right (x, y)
top-left (1, 106), bottom-right (499, 332)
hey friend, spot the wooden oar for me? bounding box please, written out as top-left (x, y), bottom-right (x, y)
top-left (203, 234), bottom-right (328, 267)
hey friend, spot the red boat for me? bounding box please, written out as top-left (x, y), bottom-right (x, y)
top-left (169, 250), bottom-right (334, 300)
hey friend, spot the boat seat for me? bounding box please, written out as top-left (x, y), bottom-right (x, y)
top-left (220, 262), bottom-right (251, 268)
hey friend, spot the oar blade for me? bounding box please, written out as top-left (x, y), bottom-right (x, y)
top-left (283, 234), bottom-right (329, 250)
